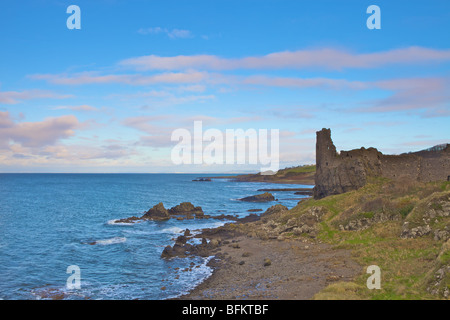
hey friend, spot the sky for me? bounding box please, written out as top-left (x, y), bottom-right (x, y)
top-left (0, 0), bottom-right (449, 173)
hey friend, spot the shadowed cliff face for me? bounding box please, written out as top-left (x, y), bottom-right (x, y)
top-left (313, 129), bottom-right (379, 199)
top-left (313, 128), bottom-right (450, 199)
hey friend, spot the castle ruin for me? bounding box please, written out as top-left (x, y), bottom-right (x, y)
top-left (313, 128), bottom-right (450, 199)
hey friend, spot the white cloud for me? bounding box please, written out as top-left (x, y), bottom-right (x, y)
top-left (29, 71), bottom-right (207, 85)
top-left (0, 111), bottom-right (80, 148)
top-left (53, 105), bottom-right (99, 112)
top-left (120, 46), bottom-right (450, 71)
top-left (138, 27), bottom-right (193, 39)
top-left (0, 89), bottom-right (72, 104)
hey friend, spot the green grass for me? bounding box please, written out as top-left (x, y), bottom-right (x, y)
top-left (284, 179), bottom-right (450, 300)
top-left (279, 165), bottom-right (316, 174)
top-left (440, 250), bottom-right (450, 264)
top-left (398, 204), bottom-right (415, 218)
top-left (260, 177), bottom-right (450, 300)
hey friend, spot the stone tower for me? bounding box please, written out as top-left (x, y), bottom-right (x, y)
top-left (313, 128), bottom-right (381, 199)
top-left (315, 128), bottom-right (337, 170)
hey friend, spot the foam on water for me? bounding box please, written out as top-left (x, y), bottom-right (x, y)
top-left (94, 237), bottom-right (127, 245)
top-left (160, 226), bottom-right (184, 234)
top-left (107, 219), bottom-right (138, 226)
top-left (166, 256), bottom-right (214, 299)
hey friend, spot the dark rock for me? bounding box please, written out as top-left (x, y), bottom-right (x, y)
top-left (168, 202), bottom-right (204, 217)
top-left (160, 242), bottom-right (195, 259)
top-left (175, 235), bottom-right (188, 245)
top-left (114, 216), bottom-right (140, 224)
top-left (192, 178), bottom-right (212, 182)
top-left (294, 191), bottom-right (313, 196)
top-left (114, 202), bottom-right (211, 224)
top-left (258, 188), bottom-right (313, 194)
top-left (161, 245), bottom-right (174, 259)
top-left (238, 192), bottom-right (275, 202)
top-left (247, 209), bottom-right (263, 212)
top-left (211, 214), bottom-right (235, 220)
top-left (142, 202), bottom-right (170, 220)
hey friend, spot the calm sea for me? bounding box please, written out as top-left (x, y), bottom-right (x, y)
top-left (0, 173), bottom-right (311, 300)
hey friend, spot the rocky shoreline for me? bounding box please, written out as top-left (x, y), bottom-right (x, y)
top-left (115, 176), bottom-right (449, 300)
top-left (158, 204), bottom-right (361, 300)
top-left (110, 177), bottom-right (363, 300)
top-left (178, 236), bottom-right (360, 300)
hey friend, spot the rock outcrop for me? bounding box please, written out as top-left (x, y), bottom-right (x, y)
top-left (114, 201), bottom-right (242, 224)
top-left (238, 192), bottom-right (276, 202)
top-left (400, 191), bottom-right (450, 241)
top-left (142, 202), bottom-right (170, 220)
top-left (161, 232), bottom-right (220, 259)
top-left (340, 212), bottom-right (402, 231)
top-left (168, 202), bottom-right (204, 217)
top-left (247, 205), bottom-right (326, 240)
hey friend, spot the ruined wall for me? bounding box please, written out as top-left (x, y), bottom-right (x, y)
top-left (313, 128), bottom-right (450, 199)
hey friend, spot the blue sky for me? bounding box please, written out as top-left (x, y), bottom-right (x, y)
top-left (0, 0), bottom-right (449, 172)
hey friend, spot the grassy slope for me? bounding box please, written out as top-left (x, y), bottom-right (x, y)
top-left (284, 178), bottom-right (450, 300)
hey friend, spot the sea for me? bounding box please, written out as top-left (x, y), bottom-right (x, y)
top-left (0, 173), bottom-right (312, 300)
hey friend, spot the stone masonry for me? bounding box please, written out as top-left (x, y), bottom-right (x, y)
top-left (313, 128), bottom-right (450, 199)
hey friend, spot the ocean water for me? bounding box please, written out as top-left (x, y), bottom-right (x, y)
top-left (0, 173), bottom-right (311, 300)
